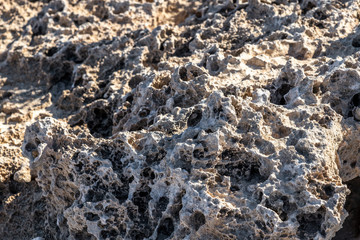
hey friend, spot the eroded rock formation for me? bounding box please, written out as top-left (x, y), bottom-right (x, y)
top-left (1, 0), bottom-right (360, 239)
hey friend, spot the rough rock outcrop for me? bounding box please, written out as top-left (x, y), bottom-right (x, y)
top-left (1, 0), bottom-right (360, 239)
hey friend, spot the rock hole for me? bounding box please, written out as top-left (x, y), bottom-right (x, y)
top-left (129, 118), bottom-right (148, 131)
top-left (100, 229), bottom-right (118, 239)
top-left (173, 43), bottom-right (191, 57)
top-left (112, 179), bottom-right (130, 204)
top-left (352, 35), bottom-right (360, 48)
top-left (270, 84), bottom-right (292, 105)
top-left (193, 149), bottom-right (204, 159)
top-left (73, 75), bottom-right (84, 87)
top-left (312, 83), bottom-right (321, 94)
top-left (265, 194), bottom-right (295, 222)
top-left (157, 218), bottom-right (174, 240)
top-left (32, 22), bottom-right (47, 36)
top-left (126, 94), bottom-right (133, 104)
top-left (87, 107), bottom-right (113, 138)
top-left (85, 188), bottom-right (105, 202)
top-left (187, 109), bottom-right (202, 127)
top-left (315, 21), bottom-right (325, 29)
top-left (63, 44), bottom-right (80, 62)
top-left (0, 91), bottom-right (12, 100)
top-left (173, 93), bottom-right (199, 108)
top-left (350, 93), bottom-right (360, 107)
top-left (46, 47), bottom-right (59, 57)
top-left (25, 142), bottom-right (37, 152)
top-left (190, 69), bottom-right (202, 78)
top-left (349, 93), bottom-right (360, 120)
top-left (230, 185), bottom-right (240, 191)
top-left (49, 61), bottom-right (73, 86)
top-left (97, 80), bottom-right (107, 89)
top-left (302, 2), bottom-right (316, 15)
top-left (157, 196), bottom-right (169, 213)
top-left (189, 211), bottom-right (206, 231)
top-left (195, 11), bottom-right (202, 18)
top-left (84, 212), bottom-right (100, 221)
top-left (141, 167), bottom-right (156, 180)
top-left (323, 184), bottom-right (335, 197)
top-left (53, 15), bottom-right (60, 22)
top-left (9, 179), bottom-right (23, 194)
top-left (74, 228), bottom-right (96, 240)
top-left (296, 206), bottom-right (326, 239)
top-left (169, 190), bottom-right (185, 220)
top-left (255, 191), bottom-right (264, 204)
top-left (313, 10), bottom-right (327, 20)
top-left (128, 229), bottom-right (147, 240)
top-left (145, 149), bottom-right (166, 165)
top-left (216, 149), bottom-right (267, 183)
top-left (146, 50), bottom-right (162, 65)
top-left (133, 185), bottom-right (152, 214)
top-left (179, 67), bottom-right (188, 81)
top-left (129, 75), bottom-right (144, 89)
top-left (138, 108), bottom-right (150, 117)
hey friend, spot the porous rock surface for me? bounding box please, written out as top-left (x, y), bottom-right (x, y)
top-left (1, 0), bottom-right (360, 239)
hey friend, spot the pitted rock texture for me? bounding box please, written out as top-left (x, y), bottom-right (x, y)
top-left (1, 0), bottom-right (360, 239)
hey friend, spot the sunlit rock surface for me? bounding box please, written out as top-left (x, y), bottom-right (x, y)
top-left (1, 0), bottom-right (360, 239)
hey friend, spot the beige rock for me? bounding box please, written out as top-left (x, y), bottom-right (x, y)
top-left (0, 0), bottom-right (360, 239)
